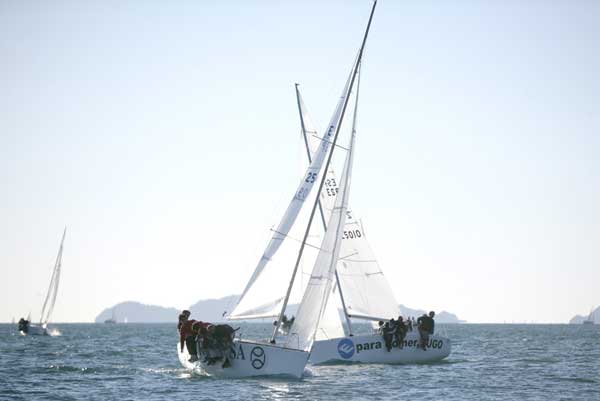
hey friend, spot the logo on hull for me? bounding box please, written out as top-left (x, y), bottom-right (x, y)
top-left (250, 346), bottom-right (265, 369)
top-left (337, 338), bottom-right (355, 359)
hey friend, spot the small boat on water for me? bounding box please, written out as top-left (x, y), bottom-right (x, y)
top-left (19, 228), bottom-right (66, 336)
top-left (179, 2), bottom-right (378, 379)
top-left (104, 308), bottom-right (117, 324)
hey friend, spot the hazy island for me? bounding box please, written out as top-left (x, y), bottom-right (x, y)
top-left (95, 296), bottom-right (465, 324)
top-left (569, 306), bottom-right (599, 324)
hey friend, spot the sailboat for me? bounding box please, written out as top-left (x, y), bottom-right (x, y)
top-left (19, 227), bottom-right (66, 336)
top-left (104, 308), bottom-right (117, 324)
top-left (583, 307), bottom-right (595, 325)
top-left (294, 85), bottom-right (451, 364)
top-left (178, 2), bottom-right (378, 379)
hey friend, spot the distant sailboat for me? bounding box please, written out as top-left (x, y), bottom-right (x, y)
top-left (179, 2), bottom-right (378, 379)
top-left (19, 228), bottom-right (66, 336)
top-left (583, 307), bottom-right (595, 325)
top-left (104, 308), bottom-right (117, 324)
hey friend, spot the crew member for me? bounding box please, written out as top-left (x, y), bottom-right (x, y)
top-left (394, 316), bottom-right (407, 348)
top-left (179, 311), bottom-right (201, 361)
top-left (383, 318), bottom-right (396, 352)
top-left (417, 311), bottom-right (435, 350)
top-left (18, 318), bottom-right (30, 334)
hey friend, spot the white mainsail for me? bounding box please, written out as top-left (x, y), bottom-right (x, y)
top-left (285, 100), bottom-right (357, 352)
top-left (39, 227), bottom-right (66, 327)
top-left (228, 53), bottom-right (364, 321)
top-left (297, 85), bottom-right (400, 324)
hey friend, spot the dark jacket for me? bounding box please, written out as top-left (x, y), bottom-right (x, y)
top-left (417, 315), bottom-right (434, 334)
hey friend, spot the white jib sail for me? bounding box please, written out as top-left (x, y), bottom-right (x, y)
top-left (39, 227), bottom-right (66, 327)
top-left (299, 87), bottom-right (400, 325)
top-left (296, 87), bottom-right (346, 340)
top-left (228, 60), bottom-right (360, 321)
top-left (285, 115), bottom-right (356, 352)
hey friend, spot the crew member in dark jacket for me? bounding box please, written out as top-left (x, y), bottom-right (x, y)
top-left (417, 311), bottom-right (435, 350)
top-left (394, 316), bottom-right (407, 348)
top-left (383, 318), bottom-right (396, 351)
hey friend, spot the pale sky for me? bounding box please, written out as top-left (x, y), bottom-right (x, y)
top-left (1, 0), bottom-right (598, 323)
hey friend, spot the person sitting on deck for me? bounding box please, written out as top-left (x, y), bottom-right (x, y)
top-left (417, 311), bottom-right (435, 350)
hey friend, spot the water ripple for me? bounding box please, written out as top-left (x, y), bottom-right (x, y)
top-left (1, 323), bottom-right (599, 400)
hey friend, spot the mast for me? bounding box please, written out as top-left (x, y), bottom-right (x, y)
top-left (271, 0), bottom-right (377, 343)
top-left (294, 83), bottom-right (354, 336)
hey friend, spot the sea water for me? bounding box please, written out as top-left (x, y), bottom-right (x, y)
top-left (0, 323), bottom-right (598, 400)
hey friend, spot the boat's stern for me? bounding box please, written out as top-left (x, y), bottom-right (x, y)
top-left (310, 332), bottom-right (451, 365)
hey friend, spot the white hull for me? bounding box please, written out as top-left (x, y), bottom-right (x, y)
top-left (20, 324), bottom-right (49, 336)
top-left (178, 339), bottom-right (309, 379)
top-left (309, 332), bottom-right (450, 365)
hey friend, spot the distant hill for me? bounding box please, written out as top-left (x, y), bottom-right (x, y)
top-left (94, 301), bottom-right (179, 323)
top-left (399, 304), bottom-right (466, 323)
top-left (189, 295), bottom-right (239, 322)
top-left (569, 306), bottom-right (599, 324)
top-left (96, 296), bottom-right (464, 324)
